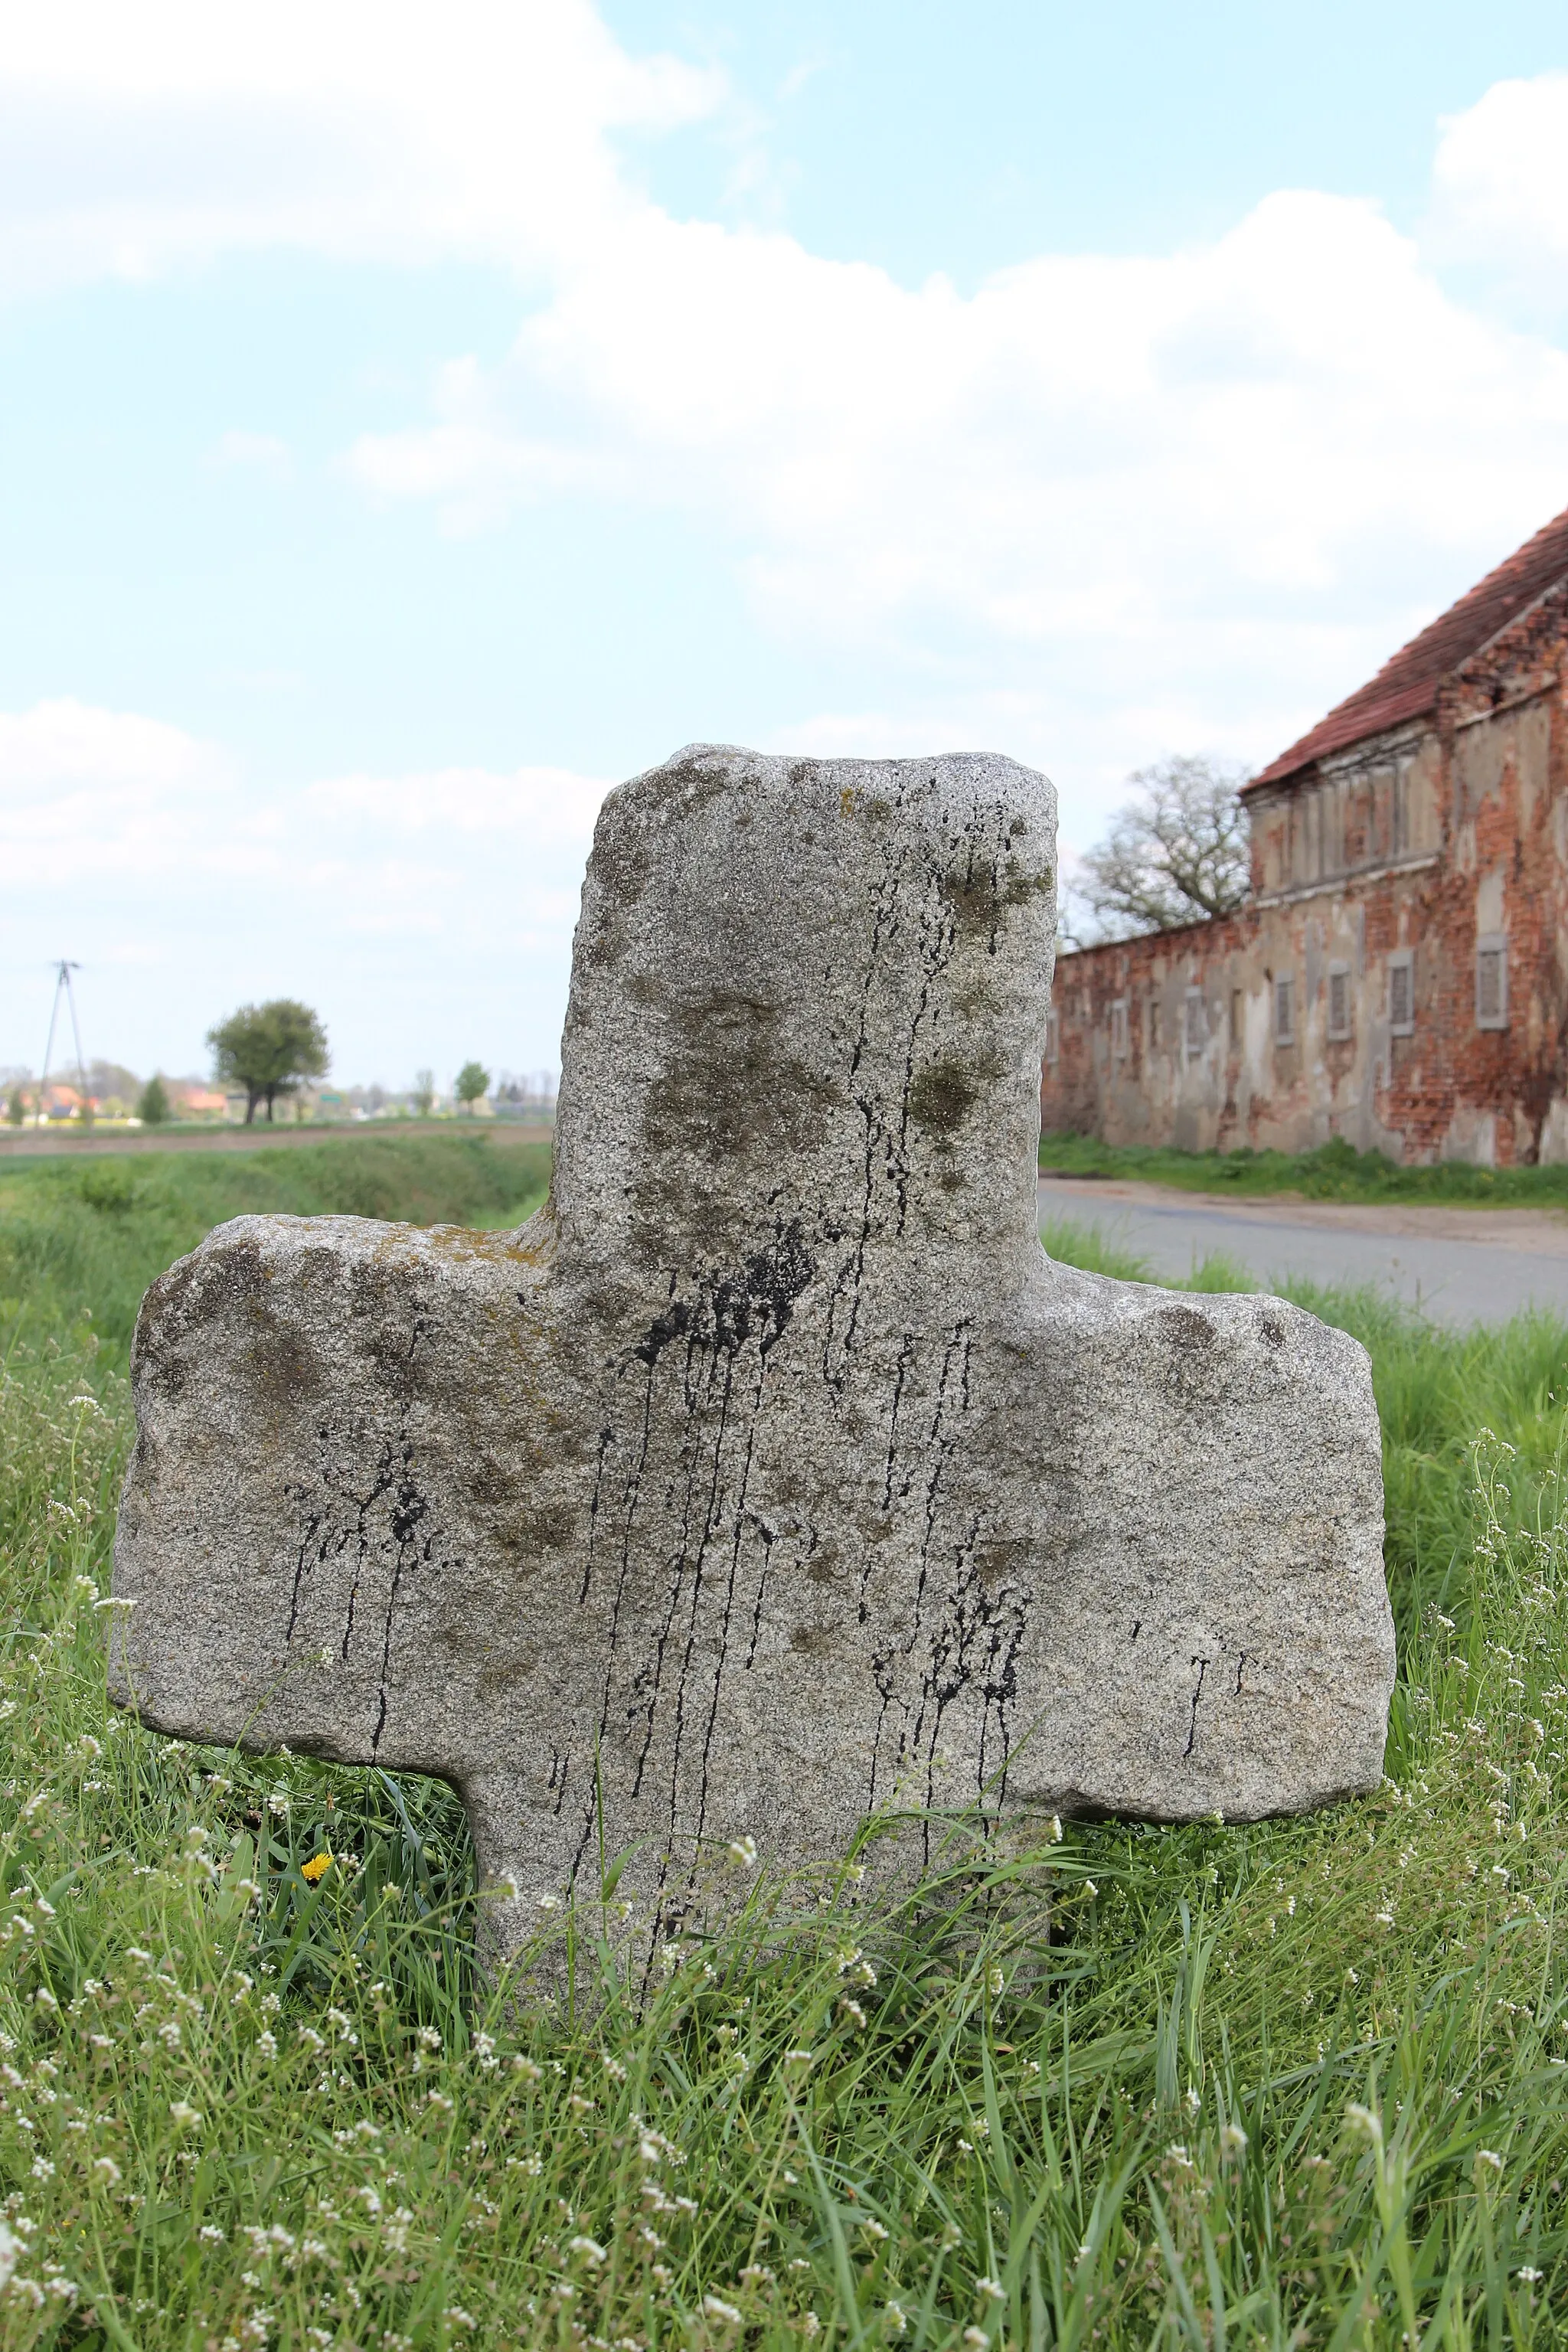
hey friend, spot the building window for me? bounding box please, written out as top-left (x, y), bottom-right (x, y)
top-left (1274, 974), bottom-right (1295, 1045)
top-left (1148, 997), bottom-right (1162, 1050)
top-left (1476, 935), bottom-right (1508, 1031)
top-left (1327, 962), bottom-right (1352, 1042)
top-left (1184, 988), bottom-right (1207, 1059)
top-left (1109, 998), bottom-right (1129, 1058)
top-left (1230, 988), bottom-right (1243, 1049)
top-left (1043, 1008), bottom-right (1059, 1064)
top-left (1387, 951), bottom-right (1414, 1036)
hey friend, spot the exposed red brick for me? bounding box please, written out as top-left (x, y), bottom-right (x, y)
top-left (1044, 511), bottom-right (1568, 1166)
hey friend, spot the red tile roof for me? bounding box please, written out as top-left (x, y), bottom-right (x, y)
top-left (1246, 502), bottom-right (1568, 792)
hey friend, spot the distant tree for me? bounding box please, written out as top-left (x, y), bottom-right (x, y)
top-left (207, 1000), bottom-right (329, 1125)
top-left (455, 1060), bottom-right (491, 1114)
top-left (5, 1087), bottom-right (24, 1128)
top-left (1076, 756), bottom-right (1251, 939)
top-left (88, 1058), bottom-right (141, 1108)
top-left (411, 1069), bottom-right (436, 1118)
top-left (138, 1073), bottom-right (172, 1126)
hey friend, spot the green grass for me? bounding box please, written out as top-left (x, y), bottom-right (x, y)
top-left (1039, 1129), bottom-right (1568, 1209)
top-left (5, 1146), bottom-right (1568, 2345)
top-left (0, 1130), bottom-right (553, 1361)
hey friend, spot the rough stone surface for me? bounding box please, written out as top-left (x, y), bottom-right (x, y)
top-left (111, 746), bottom-right (1394, 1967)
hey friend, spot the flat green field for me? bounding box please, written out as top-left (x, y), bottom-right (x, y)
top-left (5, 1134), bottom-right (1568, 2346)
top-left (1039, 1129), bottom-right (1568, 1209)
top-left (0, 1132), bottom-right (553, 1354)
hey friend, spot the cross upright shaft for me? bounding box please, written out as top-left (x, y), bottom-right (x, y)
top-left (111, 746), bottom-right (1393, 1964)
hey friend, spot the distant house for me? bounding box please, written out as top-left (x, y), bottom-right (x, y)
top-left (1041, 504), bottom-right (1568, 1166)
top-left (168, 1085), bottom-right (232, 1119)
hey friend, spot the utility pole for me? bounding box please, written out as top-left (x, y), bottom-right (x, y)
top-left (38, 960), bottom-right (88, 1125)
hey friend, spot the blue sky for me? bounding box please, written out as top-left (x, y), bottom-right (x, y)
top-left (2, 2), bottom-right (1567, 1089)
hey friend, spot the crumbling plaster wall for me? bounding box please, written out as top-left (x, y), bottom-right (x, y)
top-left (1043, 585), bottom-right (1568, 1164)
top-left (1421, 617), bottom-right (1568, 1164)
top-left (1043, 894), bottom-right (1408, 1160)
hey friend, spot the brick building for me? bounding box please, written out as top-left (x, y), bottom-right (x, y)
top-left (1040, 503), bottom-right (1568, 1165)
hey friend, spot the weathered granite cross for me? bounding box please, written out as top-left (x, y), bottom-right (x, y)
top-left (110, 747), bottom-right (1393, 1968)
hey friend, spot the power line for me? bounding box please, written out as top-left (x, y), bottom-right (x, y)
top-left (38, 959), bottom-right (87, 1125)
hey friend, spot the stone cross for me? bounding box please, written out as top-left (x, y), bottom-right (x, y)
top-left (111, 747), bottom-right (1393, 1969)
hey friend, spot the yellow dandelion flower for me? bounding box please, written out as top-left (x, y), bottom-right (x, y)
top-left (301, 1850), bottom-right (333, 1885)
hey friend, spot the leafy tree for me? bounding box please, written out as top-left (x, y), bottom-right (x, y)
top-left (87, 1058), bottom-right (141, 1108)
top-left (5, 1087), bottom-right (24, 1128)
top-left (455, 1060), bottom-right (491, 1114)
top-left (411, 1070), bottom-right (436, 1118)
top-left (137, 1073), bottom-right (172, 1127)
top-left (207, 1000), bottom-right (329, 1125)
top-left (1076, 755), bottom-right (1251, 939)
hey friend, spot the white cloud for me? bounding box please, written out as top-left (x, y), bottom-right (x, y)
top-left (309, 763), bottom-right (611, 849)
top-left (0, 699), bottom-right (611, 1081)
top-left (0, 699), bottom-right (241, 881)
top-left (5, 14), bottom-right (1568, 879)
top-left (348, 181), bottom-right (1568, 802)
top-left (0, 695), bottom-right (223, 791)
top-left (1429, 74), bottom-right (1568, 313)
top-left (0, 0), bottom-right (722, 295)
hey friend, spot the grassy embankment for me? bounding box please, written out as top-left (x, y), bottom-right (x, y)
top-left (1040, 1129), bottom-right (1568, 1209)
top-left (5, 1132), bottom-right (1568, 2345)
top-left (0, 1133), bottom-right (552, 1354)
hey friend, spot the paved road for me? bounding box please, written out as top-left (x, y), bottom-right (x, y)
top-left (1038, 1175), bottom-right (1568, 1326)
